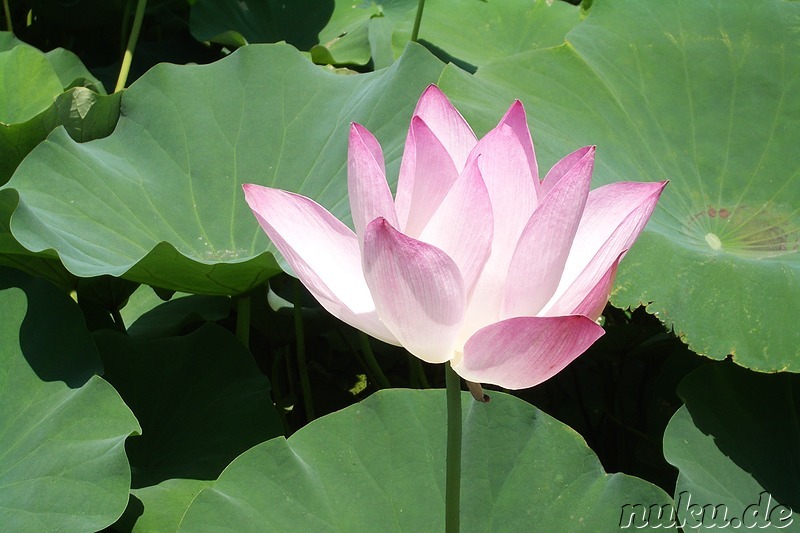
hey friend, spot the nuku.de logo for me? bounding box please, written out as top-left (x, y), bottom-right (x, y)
top-left (620, 491), bottom-right (793, 529)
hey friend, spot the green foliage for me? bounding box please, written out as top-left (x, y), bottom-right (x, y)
top-left (0, 32), bottom-right (117, 183)
top-left (664, 363), bottom-right (799, 524)
top-left (440, 0), bottom-right (800, 372)
top-left (0, 0), bottom-right (796, 529)
top-left (0, 268), bottom-right (140, 531)
top-left (2, 43), bottom-right (443, 294)
top-left (190, 0), bottom-right (580, 70)
top-left (96, 324), bottom-right (283, 488)
top-left (178, 390), bottom-right (672, 531)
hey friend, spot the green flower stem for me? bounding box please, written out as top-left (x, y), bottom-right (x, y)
top-left (410, 0), bottom-right (426, 43)
top-left (235, 294), bottom-right (251, 349)
top-left (358, 332), bottom-right (391, 389)
top-left (445, 361), bottom-right (462, 532)
top-left (293, 279), bottom-right (315, 422)
top-left (114, 0), bottom-right (147, 93)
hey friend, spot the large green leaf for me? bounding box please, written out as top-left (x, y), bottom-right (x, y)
top-left (0, 31), bottom-right (24, 51)
top-left (121, 288), bottom-right (231, 339)
top-left (0, 188), bottom-right (75, 289)
top-left (127, 479), bottom-right (213, 533)
top-left (190, 0), bottom-right (334, 50)
top-left (663, 363), bottom-right (799, 528)
top-left (440, 0), bottom-right (800, 371)
top-left (0, 267), bottom-right (140, 531)
top-left (2, 43), bottom-right (445, 295)
top-left (0, 45), bottom-right (63, 124)
top-left (44, 47), bottom-right (106, 92)
top-left (0, 31), bottom-right (105, 97)
top-left (0, 86), bottom-right (121, 184)
top-left (190, 0), bottom-right (579, 69)
top-left (178, 389), bottom-right (671, 531)
top-left (95, 324), bottom-right (283, 488)
top-left (314, 0), bottom-right (581, 69)
top-left (410, 0), bottom-right (581, 71)
top-left (0, 35), bottom-right (118, 183)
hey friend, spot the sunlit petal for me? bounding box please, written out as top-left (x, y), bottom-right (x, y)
top-left (348, 123), bottom-right (398, 240)
top-left (541, 146), bottom-right (593, 197)
top-left (419, 160), bottom-right (493, 295)
top-left (243, 184), bottom-right (397, 344)
top-left (362, 217), bottom-right (466, 363)
top-left (501, 147), bottom-right (595, 318)
top-left (395, 116), bottom-right (460, 237)
top-left (460, 124), bottom-right (538, 335)
top-left (411, 84), bottom-right (477, 171)
top-left (454, 315), bottom-right (605, 389)
top-left (542, 181), bottom-right (667, 315)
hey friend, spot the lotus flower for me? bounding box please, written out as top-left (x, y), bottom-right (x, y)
top-left (244, 85), bottom-right (665, 394)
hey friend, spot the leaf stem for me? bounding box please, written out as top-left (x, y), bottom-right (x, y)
top-left (412, 357), bottom-right (430, 388)
top-left (410, 0), bottom-right (426, 43)
top-left (110, 308), bottom-right (126, 333)
top-left (270, 351), bottom-right (292, 436)
top-left (358, 332), bottom-right (391, 389)
top-left (235, 294), bottom-right (250, 349)
top-left (293, 279), bottom-right (314, 421)
top-left (115, 0), bottom-right (147, 93)
top-left (3, 0), bottom-right (12, 33)
top-left (445, 361), bottom-right (462, 532)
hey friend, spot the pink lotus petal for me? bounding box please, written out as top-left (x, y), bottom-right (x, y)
top-left (394, 116), bottom-right (461, 237)
top-left (352, 121), bottom-right (385, 169)
top-left (243, 184), bottom-right (397, 345)
top-left (542, 181), bottom-right (667, 315)
top-left (547, 253), bottom-right (623, 321)
top-left (454, 315), bottom-right (605, 389)
top-left (468, 122), bottom-right (538, 224)
top-left (348, 123), bottom-right (399, 239)
top-left (418, 160), bottom-right (493, 295)
top-left (411, 85), bottom-right (477, 171)
top-left (458, 124), bottom-right (539, 336)
top-left (362, 217), bottom-right (466, 363)
top-left (501, 147), bottom-right (596, 319)
top-left (497, 100), bottom-right (540, 193)
top-left (541, 146), bottom-right (593, 197)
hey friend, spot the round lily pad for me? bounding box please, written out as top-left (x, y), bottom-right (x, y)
top-left (177, 389), bottom-right (671, 531)
top-left (0, 268), bottom-right (140, 531)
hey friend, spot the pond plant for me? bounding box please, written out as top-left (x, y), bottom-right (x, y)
top-left (0, 0), bottom-right (797, 531)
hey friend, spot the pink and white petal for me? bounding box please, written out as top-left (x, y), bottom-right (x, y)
top-left (501, 147), bottom-right (596, 319)
top-left (243, 184), bottom-right (397, 345)
top-left (352, 121), bottom-right (385, 169)
top-left (497, 100), bottom-right (540, 194)
top-left (545, 253), bottom-right (623, 321)
top-left (458, 125), bottom-right (541, 336)
top-left (362, 218), bottom-right (466, 364)
top-left (348, 123), bottom-right (398, 239)
top-left (541, 146), bottom-right (594, 197)
top-left (543, 180), bottom-right (667, 312)
top-left (454, 315), bottom-right (605, 389)
top-left (418, 161), bottom-right (493, 295)
top-left (394, 116), bottom-right (461, 237)
top-left (411, 85), bottom-right (477, 171)
top-left (467, 123), bottom-right (538, 238)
